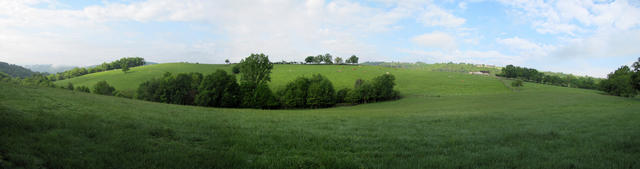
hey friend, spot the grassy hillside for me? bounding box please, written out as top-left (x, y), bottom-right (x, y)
top-left (2, 78), bottom-right (640, 168)
top-left (56, 63), bottom-right (510, 97)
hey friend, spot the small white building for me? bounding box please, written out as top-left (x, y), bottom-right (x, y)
top-left (469, 71), bottom-right (490, 76)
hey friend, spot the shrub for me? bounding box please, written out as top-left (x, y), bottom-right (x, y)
top-left (371, 74), bottom-right (397, 101)
top-left (600, 66), bottom-right (636, 97)
top-left (278, 77), bottom-right (310, 108)
top-left (195, 70), bottom-right (240, 107)
top-left (93, 80), bottom-right (115, 96)
top-left (511, 79), bottom-right (523, 87)
top-left (336, 88), bottom-right (350, 103)
top-left (306, 74), bottom-right (336, 108)
top-left (135, 78), bottom-right (163, 101)
top-left (232, 65), bottom-right (240, 74)
top-left (241, 83), bottom-right (279, 109)
top-left (66, 83), bottom-right (74, 90)
top-left (75, 86), bottom-right (90, 93)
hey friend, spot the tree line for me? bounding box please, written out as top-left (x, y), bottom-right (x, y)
top-left (599, 57), bottom-right (640, 97)
top-left (47, 57), bottom-right (145, 81)
top-left (498, 65), bottom-right (598, 89)
top-left (304, 54), bottom-right (359, 65)
top-left (135, 53), bottom-right (397, 109)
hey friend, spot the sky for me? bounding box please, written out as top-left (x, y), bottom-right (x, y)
top-left (1, 0), bottom-right (640, 77)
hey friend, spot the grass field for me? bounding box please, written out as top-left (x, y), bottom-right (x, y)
top-left (4, 64), bottom-right (640, 168)
top-left (55, 63), bottom-right (509, 97)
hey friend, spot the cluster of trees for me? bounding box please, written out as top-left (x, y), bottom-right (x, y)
top-left (135, 53), bottom-right (397, 109)
top-left (304, 54), bottom-right (359, 65)
top-left (599, 58), bottom-right (640, 97)
top-left (47, 57), bottom-right (145, 81)
top-left (136, 53), bottom-right (279, 108)
top-left (60, 80), bottom-right (116, 95)
top-left (499, 65), bottom-right (598, 89)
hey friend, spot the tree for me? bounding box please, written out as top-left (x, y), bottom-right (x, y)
top-left (232, 65), bottom-right (240, 74)
top-left (225, 59), bottom-right (230, 64)
top-left (278, 77), bottom-right (310, 108)
top-left (195, 70), bottom-right (240, 107)
top-left (336, 88), bottom-right (350, 103)
top-left (323, 53), bottom-right (333, 64)
top-left (93, 80), bottom-right (115, 96)
top-left (306, 74), bottom-right (336, 108)
top-left (305, 56), bottom-right (315, 64)
top-left (632, 57), bottom-right (640, 91)
top-left (348, 55), bottom-right (359, 64)
top-left (600, 66), bottom-right (636, 97)
top-left (241, 82), bottom-right (279, 109)
top-left (334, 57), bottom-right (343, 64)
top-left (238, 53), bottom-right (273, 86)
top-left (122, 63), bottom-right (130, 73)
top-left (313, 55), bottom-right (323, 64)
top-left (371, 74), bottom-right (397, 101)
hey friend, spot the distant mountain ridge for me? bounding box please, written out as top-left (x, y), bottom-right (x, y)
top-left (22, 64), bottom-right (77, 74)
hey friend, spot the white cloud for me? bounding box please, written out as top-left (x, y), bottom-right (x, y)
top-left (497, 37), bottom-right (555, 58)
top-left (552, 30), bottom-right (640, 58)
top-left (418, 5), bottom-right (466, 27)
top-left (499, 0), bottom-right (640, 35)
top-left (0, 0), bottom-right (467, 66)
top-left (411, 32), bottom-right (457, 50)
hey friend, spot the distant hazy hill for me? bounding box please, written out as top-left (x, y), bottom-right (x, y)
top-left (22, 64), bottom-right (76, 74)
top-left (0, 61), bottom-right (37, 78)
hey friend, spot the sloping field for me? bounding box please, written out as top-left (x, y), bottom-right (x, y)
top-left (3, 65), bottom-right (640, 168)
top-left (56, 63), bottom-right (510, 97)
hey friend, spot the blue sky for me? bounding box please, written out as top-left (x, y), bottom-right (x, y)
top-left (1, 0), bottom-right (639, 77)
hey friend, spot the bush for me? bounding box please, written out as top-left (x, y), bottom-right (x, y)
top-left (195, 70), bottom-right (240, 107)
top-left (600, 66), bottom-right (636, 97)
top-left (75, 86), bottom-right (90, 93)
top-left (66, 83), bottom-right (74, 90)
top-left (232, 65), bottom-right (240, 74)
top-left (511, 79), bottom-right (523, 87)
top-left (278, 77), bottom-right (310, 108)
top-left (336, 88), bottom-right (350, 103)
top-left (135, 78), bottom-right (163, 101)
top-left (93, 80), bottom-right (115, 96)
top-left (306, 74), bottom-right (336, 108)
top-left (135, 72), bottom-right (202, 105)
top-left (241, 83), bottom-right (279, 109)
top-left (346, 74), bottom-right (399, 104)
top-left (371, 74), bottom-right (397, 101)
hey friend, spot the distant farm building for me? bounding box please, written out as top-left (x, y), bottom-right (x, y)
top-left (469, 71), bottom-right (490, 76)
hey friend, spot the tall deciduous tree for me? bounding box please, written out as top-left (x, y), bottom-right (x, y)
top-left (348, 55), bottom-right (359, 64)
top-left (631, 57), bottom-right (640, 91)
top-left (334, 57), bottom-right (343, 64)
top-left (238, 53), bottom-right (273, 86)
top-left (323, 53), bottom-right (333, 64)
top-left (305, 56), bottom-right (315, 64)
top-left (600, 66), bottom-right (636, 97)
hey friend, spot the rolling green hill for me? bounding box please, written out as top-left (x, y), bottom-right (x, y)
top-left (4, 63), bottom-right (640, 168)
top-left (55, 63), bottom-right (510, 97)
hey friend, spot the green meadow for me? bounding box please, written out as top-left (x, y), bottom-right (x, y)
top-left (55, 63), bottom-right (508, 97)
top-left (2, 63), bottom-right (640, 168)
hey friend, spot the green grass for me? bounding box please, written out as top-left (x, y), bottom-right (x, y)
top-left (4, 64), bottom-right (640, 168)
top-left (56, 63), bottom-right (509, 97)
